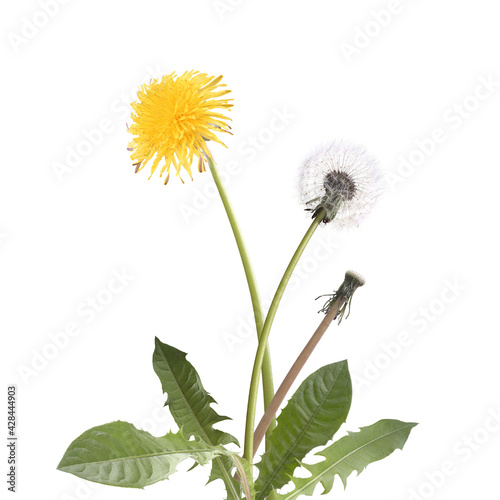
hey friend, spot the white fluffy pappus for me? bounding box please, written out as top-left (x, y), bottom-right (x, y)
top-left (298, 140), bottom-right (384, 229)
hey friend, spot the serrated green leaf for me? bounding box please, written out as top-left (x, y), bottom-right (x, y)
top-left (231, 455), bottom-right (256, 500)
top-left (208, 454), bottom-right (243, 498)
top-left (153, 337), bottom-right (241, 499)
top-left (256, 361), bottom-right (351, 499)
top-left (57, 421), bottom-right (226, 488)
top-left (274, 419), bottom-right (418, 500)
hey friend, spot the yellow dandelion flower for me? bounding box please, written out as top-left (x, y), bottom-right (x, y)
top-left (128, 70), bottom-right (233, 185)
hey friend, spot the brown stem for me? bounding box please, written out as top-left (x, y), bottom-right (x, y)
top-left (252, 296), bottom-right (345, 457)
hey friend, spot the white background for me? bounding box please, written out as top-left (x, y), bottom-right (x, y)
top-left (2, 1), bottom-right (500, 499)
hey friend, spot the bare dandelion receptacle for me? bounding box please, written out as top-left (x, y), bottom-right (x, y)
top-left (317, 270), bottom-right (366, 323)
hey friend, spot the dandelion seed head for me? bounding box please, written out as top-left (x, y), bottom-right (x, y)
top-left (299, 140), bottom-right (384, 229)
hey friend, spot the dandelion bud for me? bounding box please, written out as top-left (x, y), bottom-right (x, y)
top-left (299, 141), bottom-right (383, 228)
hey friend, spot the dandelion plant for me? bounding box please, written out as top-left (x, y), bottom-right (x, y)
top-left (57, 70), bottom-right (417, 499)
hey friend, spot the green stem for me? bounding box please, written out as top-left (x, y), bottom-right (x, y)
top-left (207, 157), bottom-right (275, 425)
top-left (243, 209), bottom-right (326, 462)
